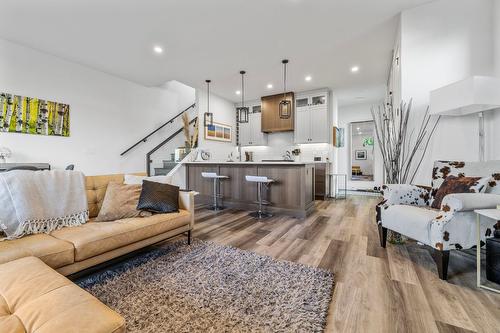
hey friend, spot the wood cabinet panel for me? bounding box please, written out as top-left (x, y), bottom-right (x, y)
top-left (186, 163), bottom-right (316, 218)
top-left (261, 92), bottom-right (294, 133)
top-left (257, 166), bottom-right (303, 208)
top-left (186, 165), bottom-right (218, 203)
top-left (219, 165), bottom-right (258, 202)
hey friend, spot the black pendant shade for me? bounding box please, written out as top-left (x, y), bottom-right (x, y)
top-left (204, 79), bottom-right (214, 128)
top-left (237, 70), bottom-right (249, 124)
top-left (279, 59), bottom-right (291, 119)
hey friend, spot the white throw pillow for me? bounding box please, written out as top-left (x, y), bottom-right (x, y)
top-left (124, 174), bottom-right (173, 185)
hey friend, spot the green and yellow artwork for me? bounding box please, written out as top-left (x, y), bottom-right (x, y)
top-left (0, 92), bottom-right (70, 136)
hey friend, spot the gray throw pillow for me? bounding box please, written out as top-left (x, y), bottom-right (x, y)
top-left (137, 180), bottom-right (179, 214)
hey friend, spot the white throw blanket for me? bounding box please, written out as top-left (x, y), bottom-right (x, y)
top-left (0, 170), bottom-right (88, 240)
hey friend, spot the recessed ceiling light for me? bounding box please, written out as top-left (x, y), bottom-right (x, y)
top-left (351, 66), bottom-right (359, 73)
top-left (305, 76), bottom-right (312, 82)
top-left (153, 46), bottom-right (163, 54)
top-left (235, 90), bottom-right (241, 95)
top-left (267, 84), bottom-right (273, 89)
top-left (356, 127), bottom-right (360, 130)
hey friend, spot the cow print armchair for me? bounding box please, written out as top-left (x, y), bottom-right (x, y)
top-left (376, 160), bottom-right (500, 280)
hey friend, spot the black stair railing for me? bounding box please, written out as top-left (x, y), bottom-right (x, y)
top-left (146, 117), bottom-right (198, 176)
top-left (120, 103), bottom-right (196, 156)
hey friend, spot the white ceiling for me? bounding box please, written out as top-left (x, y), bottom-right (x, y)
top-left (0, 0), bottom-right (433, 104)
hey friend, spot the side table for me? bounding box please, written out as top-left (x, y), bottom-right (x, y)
top-left (475, 209), bottom-right (500, 294)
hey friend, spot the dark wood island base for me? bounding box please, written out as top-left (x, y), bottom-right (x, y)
top-left (185, 162), bottom-right (316, 218)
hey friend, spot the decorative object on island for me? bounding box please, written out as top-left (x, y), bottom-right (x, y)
top-left (332, 126), bottom-right (345, 147)
top-left (205, 122), bottom-right (232, 142)
top-left (0, 147), bottom-right (11, 163)
top-left (203, 80), bottom-right (213, 128)
top-left (237, 71), bottom-right (249, 124)
top-left (279, 59), bottom-right (292, 119)
top-left (0, 92), bottom-right (70, 136)
top-left (355, 150), bottom-right (367, 160)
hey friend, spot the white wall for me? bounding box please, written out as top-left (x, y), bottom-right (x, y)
top-left (160, 80), bottom-right (196, 111)
top-left (337, 101), bottom-right (384, 190)
top-left (495, 0), bottom-right (500, 77)
top-left (400, 0), bottom-right (500, 184)
top-left (195, 88), bottom-right (236, 161)
top-left (0, 38), bottom-right (194, 175)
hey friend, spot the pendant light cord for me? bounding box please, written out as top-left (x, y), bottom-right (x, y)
top-left (207, 80), bottom-right (210, 114)
top-left (241, 73), bottom-right (245, 107)
top-left (282, 60), bottom-right (288, 99)
top-left (284, 62), bottom-right (286, 97)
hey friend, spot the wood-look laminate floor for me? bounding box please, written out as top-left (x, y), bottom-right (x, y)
top-left (192, 195), bottom-right (500, 333)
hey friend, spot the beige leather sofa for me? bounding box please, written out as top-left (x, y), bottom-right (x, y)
top-left (0, 173), bottom-right (196, 333)
top-left (0, 257), bottom-right (126, 333)
top-left (0, 173), bottom-right (195, 275)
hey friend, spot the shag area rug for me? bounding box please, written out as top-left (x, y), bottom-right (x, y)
top-left (77, 239), bottom-right (334, 333)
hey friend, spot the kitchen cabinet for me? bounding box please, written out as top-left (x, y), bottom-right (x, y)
top-left (294, 90), bottom-right (329, 144)
top-left (261, 92), bottom-right (294, 133)
top-left (239, 105), bottom-right (267, 146)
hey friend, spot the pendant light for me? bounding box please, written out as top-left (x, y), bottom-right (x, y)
top-left (237, 70), bottom-right (249, 123)
top-left (279, 59), bottom-right (292, 119)
top-left (203, 79), bottom-right (213, 128)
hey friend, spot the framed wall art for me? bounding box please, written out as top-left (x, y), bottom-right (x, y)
top-left (0, 92), bottom-right (70, 137)
top-left (204, 122), bottom-right (232, 142)
top-left (355, 150), bottom-right (367, 160)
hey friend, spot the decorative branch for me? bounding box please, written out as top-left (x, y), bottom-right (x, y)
top-left (371, 98), bottom-right (440, 184)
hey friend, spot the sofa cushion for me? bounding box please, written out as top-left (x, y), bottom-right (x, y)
top-left (381, 204), bottom-right (439, 245)
top-left (137, 180), bottom-right (180, 214)
top-left (95, 182), bottom-right (151, 222)
top-left (51, 210), bottom-right (190, 261)
top-left (431, 175), bottom-right (490, 209)
top-left (0, 256), bottom-right (125, 333)
top-left (0, 234), bottom-right (74, 269)
top-left (86, 174), bottom-right (125, 218)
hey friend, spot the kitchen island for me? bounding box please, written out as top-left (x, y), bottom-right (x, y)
top-left (185, 162), bottom-right (316, 218)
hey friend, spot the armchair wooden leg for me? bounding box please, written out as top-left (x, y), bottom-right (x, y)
top-left (432, 249), bottom-right (450, 280)
top-left (187, 230), bottom-right (192, 245)
top-left (378, 224), bottom-right (387, 248)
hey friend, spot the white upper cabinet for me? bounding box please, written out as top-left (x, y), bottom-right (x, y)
top-left (239, 102), bottom-right (267, 146)
top-left (294, 90), bottom-right (330, 144)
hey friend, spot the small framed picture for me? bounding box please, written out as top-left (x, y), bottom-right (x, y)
top-left (355, 150), bottom-right (367, 160)
top-left (205, 122), bottom-right (232, 142)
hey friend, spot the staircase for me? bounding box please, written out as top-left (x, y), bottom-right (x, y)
top-left (120, 103), bottom-right (198, 176)
top-left (154, 154), bottom-right (177, 175)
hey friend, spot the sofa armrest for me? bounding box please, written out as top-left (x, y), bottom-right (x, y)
top-left (179, 191), bottom-right (198, 228)
top-left (380, 184), bottom-right (431, 206)
top-left (441, 193), bottom-right (500, 213)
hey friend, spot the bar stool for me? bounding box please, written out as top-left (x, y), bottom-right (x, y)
top-left (202, 172), bottom-right (228, 211)
top-left (245, 175), bottom-right (274, 219)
